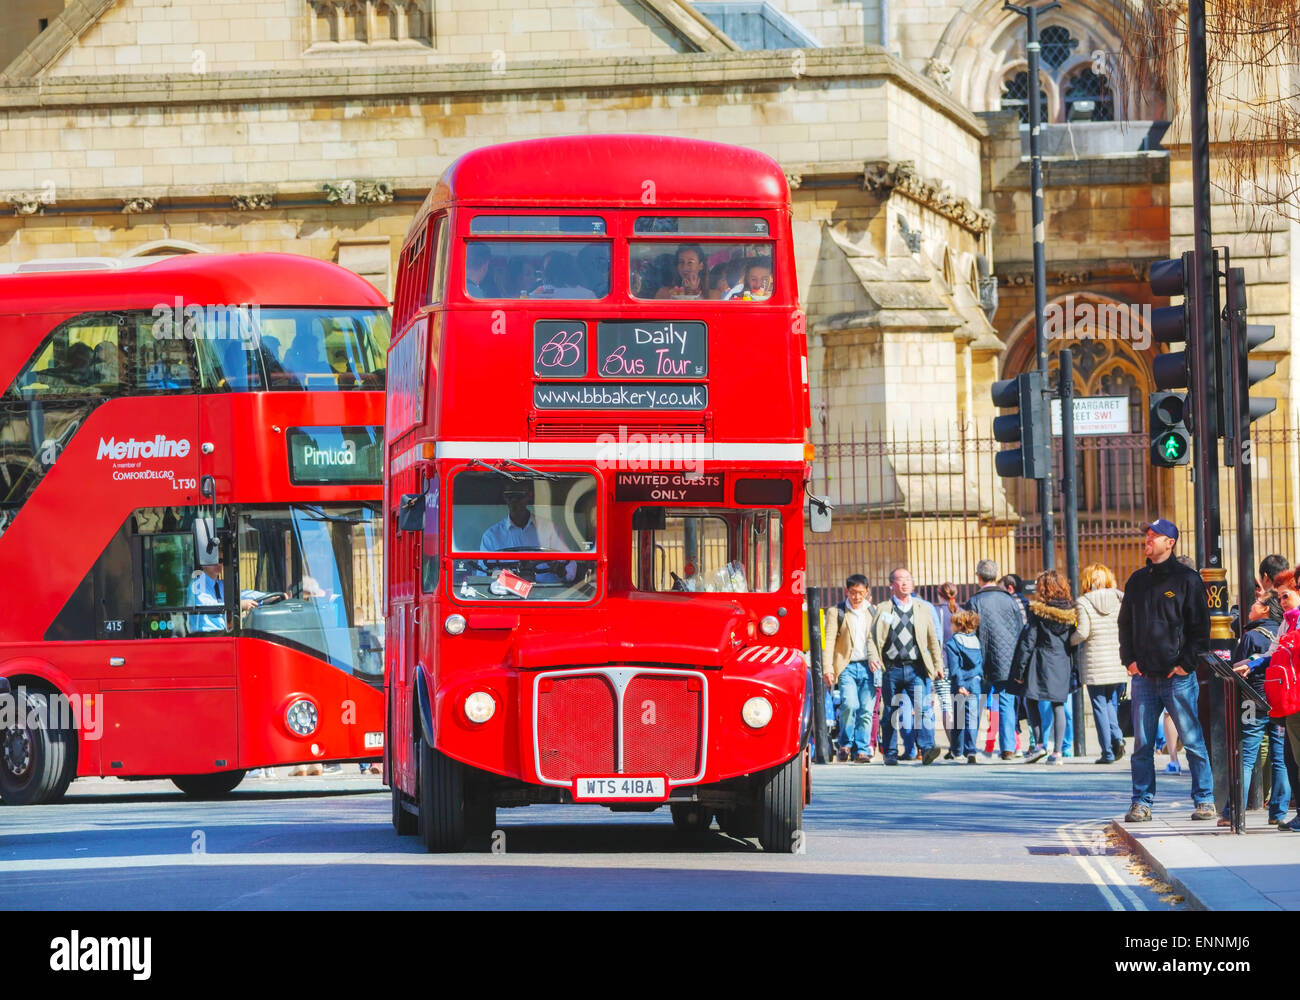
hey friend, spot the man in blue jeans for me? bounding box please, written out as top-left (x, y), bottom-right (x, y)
top-left (826, 574), bottom-right (883, 762)
top-left (1118, 519), bottom-right (1217, 822)
top-left (873, 567), bottom-right (945, 765)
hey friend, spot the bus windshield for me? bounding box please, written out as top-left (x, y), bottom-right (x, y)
top-left (237, 503), bottom-right (385, 683)
top-left (203, 308), bottom-right (390, 391)
top-left (450, 469), bottom-right (598, 602)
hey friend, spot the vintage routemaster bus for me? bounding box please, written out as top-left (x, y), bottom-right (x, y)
top-left (0, 253), bottom-right (390, 803)
top-left (385, 135), bottom-right (820, 852)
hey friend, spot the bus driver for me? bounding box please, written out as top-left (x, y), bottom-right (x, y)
top-left (479, 480), bottom-right (577, 585)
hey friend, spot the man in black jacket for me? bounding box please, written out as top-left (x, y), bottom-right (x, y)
top-left (967, 559), bottom-right (1026, 760)
top-left (1118, 519), bottom-right (1216, 822)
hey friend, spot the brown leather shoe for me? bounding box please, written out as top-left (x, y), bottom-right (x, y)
top-left (836, 747), bottom-right (850, 763)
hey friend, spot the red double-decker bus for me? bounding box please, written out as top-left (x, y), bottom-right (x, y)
top-left (385, 135), bottom-right (819, 852)
top-left (0, 253), bottom-right (390, 803)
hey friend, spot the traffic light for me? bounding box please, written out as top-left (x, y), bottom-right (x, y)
top-left (1149, 252), bottom-right (1195, 397)
top-left (992, 370), bottom-right (1049, 479)
top-left (1225, 266), bottom-right (1277, 425)
top-left (1149, 390), bottom-right (1191, 466)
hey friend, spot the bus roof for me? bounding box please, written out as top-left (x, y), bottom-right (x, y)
top-left (0, 253), bottom-right (389, 313)
top-left (411, 135), bottom-right (790, 237)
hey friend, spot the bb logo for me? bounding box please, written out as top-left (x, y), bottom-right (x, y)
top-left (1164, 591), bottom-right (1175, 598)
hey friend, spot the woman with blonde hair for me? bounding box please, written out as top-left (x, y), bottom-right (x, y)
top-left (1071, 562), bottom-right (1128, 764)
top-left (1017, 570), bottom-right (1078, 763)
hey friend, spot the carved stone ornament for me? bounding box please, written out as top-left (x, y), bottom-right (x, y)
top-left (784, 171), bottom-right (803, 191)
top-left (863, 160), bottom-right (993, 235)
top-left (10, 194), bottom-right (44, 216)
top-left (231, 193), bottom-right (275, 211)
top-left (121, 197), bottom-right (157, 214)
top-left (357, 181), bottom-right (394, 205)
top-left (924, 58), bottom-right (953, 93)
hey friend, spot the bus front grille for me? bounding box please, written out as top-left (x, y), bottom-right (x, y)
top-left (533, 669), bottom-right (706, 785)
top-left (535, 674), bottom-right (617, 782)
top-left (622, 674), bottom-right (703, 780)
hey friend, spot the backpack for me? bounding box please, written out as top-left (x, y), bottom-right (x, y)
top-left (1265, 630), bottom-right (1300, 718)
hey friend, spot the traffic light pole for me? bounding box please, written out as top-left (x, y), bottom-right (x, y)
top-left (1005, 0), bottom-right (1058, 571)
top-left (1188, 0), bottom-right (1235, 820)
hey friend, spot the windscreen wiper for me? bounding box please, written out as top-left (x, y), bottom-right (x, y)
top-left (466, 458), bottom-right (524, 481)
top-left (498, 458), bottom-right (557, 482)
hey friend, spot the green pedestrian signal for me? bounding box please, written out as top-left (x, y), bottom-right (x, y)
top-left (1160, 432), bottom-right (1187, 463)
top-left (1150, 391), bottom-right (1191, 467)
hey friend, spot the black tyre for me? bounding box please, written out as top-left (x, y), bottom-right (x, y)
top-left (171, 770), bottom-right (246, 798)
top-left (670, 803), bottom-right (713, 834)
top-left (757, 753), bottom-right (804, 852)
top-left (0, 689), bottom-right (75, 805)
top-left (418, 736), bottom-right (468, 852)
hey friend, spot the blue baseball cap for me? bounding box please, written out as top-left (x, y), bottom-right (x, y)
top-left (1142, 518), bottom-right (1179, 541)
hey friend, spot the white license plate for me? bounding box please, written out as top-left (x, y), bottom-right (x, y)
top-left (572, 776), bottom-right (667, 801)
top-left (364, 731), bottom-right (384, 749)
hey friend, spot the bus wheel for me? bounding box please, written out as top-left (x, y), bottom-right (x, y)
top-left (757, 754), bottom-right (804, 853)
top-left (716, 805), bottom-right (757, 840)
top-left (171, 770), bottom-right (246, 799)
top-left (392, 779), bottom-right (418, 836)
top-left (670, 803), bottom-right (713, 834)
top-left (418, 736), bottom-right (467, 852)
top-left (0, 689), bottom-right (74, 806)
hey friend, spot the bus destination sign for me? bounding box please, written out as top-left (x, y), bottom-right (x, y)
top-left (287, 426), bottom-right (383, 484)
top-left (597, 321), bottom-right (707, 380)
top-left (615, 472), bottom-right (724, 502)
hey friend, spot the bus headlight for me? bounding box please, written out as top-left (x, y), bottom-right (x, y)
top-left (285, 699), bottom-right (318, 736)
top-left (742, 697), bottom-right (773, 729)
top-left (444, 614), bottom-right (467, 635)
top-left (759, 615), bottom-right (780, 636)
top-left (464, 691), bottom-right (496, 724)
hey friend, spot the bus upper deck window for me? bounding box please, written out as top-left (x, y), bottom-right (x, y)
top-left (629, 241), bottom-right (773, 301)
top-left (464, 240), bottom-right (609, 301)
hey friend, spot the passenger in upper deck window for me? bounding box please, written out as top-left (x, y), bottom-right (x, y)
top-left (577, 244), bottom-right (610, 297)
top-left (655, 244), bottom-right (707, 299)
top-left (530, 252), bottom-right (594, 299)
top-left (465, 244), bottom-right (492, 298)
top-left (707, 260), bottom-right (743, 300)
top-left (723, 257), bottom-right (774, 301)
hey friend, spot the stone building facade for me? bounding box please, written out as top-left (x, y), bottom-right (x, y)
top-left (1, 0), bottom-right (1295, 590)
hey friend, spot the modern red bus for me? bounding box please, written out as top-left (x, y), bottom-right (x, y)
top-left (385, 135), bottom-right (819, 852)
top-left (0, 253), bottom-right (390, 803)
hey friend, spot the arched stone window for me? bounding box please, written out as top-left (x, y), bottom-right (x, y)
top-left (1038, 25), bottom-right (1078, 71)
top-left (304, 0), bottom-right (431, 49)
top-left (1000, 69), bottom-right (1049, 124)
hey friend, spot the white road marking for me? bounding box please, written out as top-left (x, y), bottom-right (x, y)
top-left (1057, 822), bottom-right (1147, 911)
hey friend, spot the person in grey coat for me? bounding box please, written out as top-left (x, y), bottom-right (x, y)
top-left (1071, 562), bottom-right (1128, 764)
top-left (966, 558), bottom-right (1027, 760)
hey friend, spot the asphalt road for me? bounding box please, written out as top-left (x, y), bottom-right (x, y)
top-left (0, 757), bottom-right (1180, 910)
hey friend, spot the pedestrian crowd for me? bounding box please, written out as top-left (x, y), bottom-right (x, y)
top-left (820, 517), bottom-right (1300, 830)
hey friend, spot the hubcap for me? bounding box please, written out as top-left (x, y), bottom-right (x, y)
top-left (2, 725), bottom-right (33, 779)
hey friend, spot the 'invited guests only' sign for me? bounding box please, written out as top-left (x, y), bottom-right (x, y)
top-left (615, 472), bottom-right (724, 502)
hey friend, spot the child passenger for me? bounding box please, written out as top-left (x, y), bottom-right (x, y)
top-left (944, 610), bottom-right (984, 764)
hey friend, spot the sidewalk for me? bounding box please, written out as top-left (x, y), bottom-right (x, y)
top-left (1110, 803), bottom-right (1300, 910)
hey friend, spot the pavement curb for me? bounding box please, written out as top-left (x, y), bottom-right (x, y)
top-left (1108, 816), bottom-right (1281, 911)
top-left (1108, 818), bottom-right (1208, 911)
